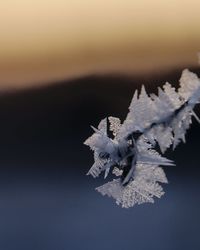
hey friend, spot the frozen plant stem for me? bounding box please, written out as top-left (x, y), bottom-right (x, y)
top-left (84, 68), bottom-right (200, 208)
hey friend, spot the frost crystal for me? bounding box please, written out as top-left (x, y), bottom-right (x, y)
top-left (84, 68), bottom-right (200, 208)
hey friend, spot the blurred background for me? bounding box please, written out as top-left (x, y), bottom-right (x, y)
top-left (0, 1), bottom-right (200, 250)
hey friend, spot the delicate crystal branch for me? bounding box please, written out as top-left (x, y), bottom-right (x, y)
top-left (84, 68), bottom-right (200, 208)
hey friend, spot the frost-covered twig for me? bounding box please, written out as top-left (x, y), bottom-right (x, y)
top-left (84, 68), bottom-right (200, 208)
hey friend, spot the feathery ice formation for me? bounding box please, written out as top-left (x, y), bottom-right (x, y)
top-left (84, 69), bottom-right (200, 208)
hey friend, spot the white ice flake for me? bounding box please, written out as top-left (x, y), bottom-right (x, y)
top-left (97, 164), bottom-right (166, 208)
top-left (108, 116), bottom-right (121, 138)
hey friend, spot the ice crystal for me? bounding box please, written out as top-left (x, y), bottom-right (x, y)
top-left (84, 68), bottom-right (200, 208)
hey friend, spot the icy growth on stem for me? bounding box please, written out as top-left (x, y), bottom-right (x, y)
top-left (84, 67), bottom-right (200, 208)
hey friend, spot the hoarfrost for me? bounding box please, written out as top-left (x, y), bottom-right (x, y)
top-left (84, 66), bottom-right (200, 208)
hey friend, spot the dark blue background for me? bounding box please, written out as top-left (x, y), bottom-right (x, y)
top-left (0, 68), bottom-right (199, 250)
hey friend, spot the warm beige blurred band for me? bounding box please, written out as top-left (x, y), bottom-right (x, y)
top-left (0, 0), bottom-right (200, 90)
